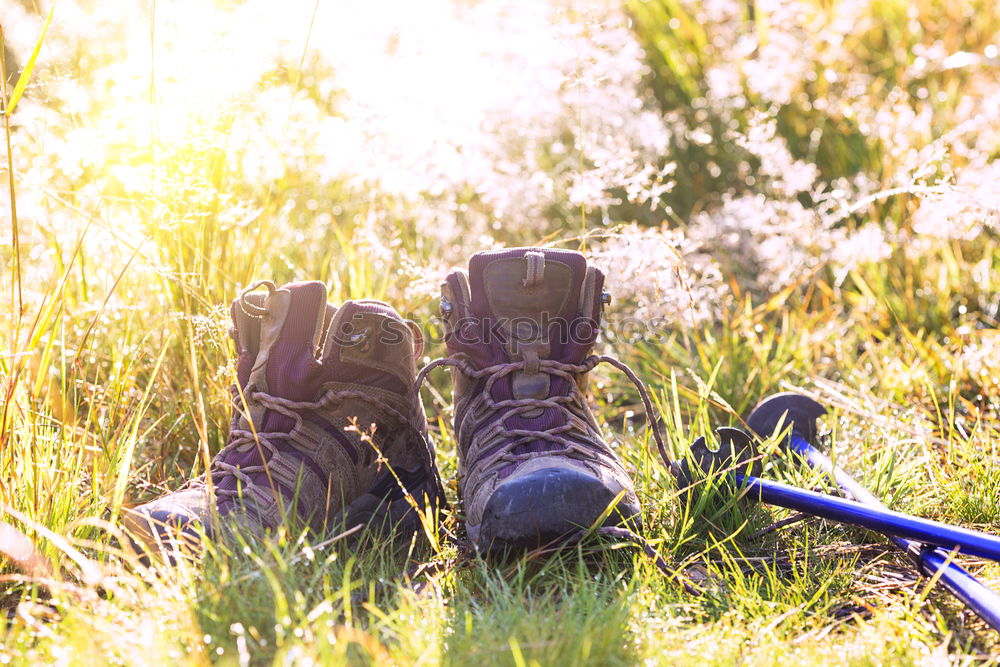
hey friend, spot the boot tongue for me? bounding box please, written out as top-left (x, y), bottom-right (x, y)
top-left (469, 248), bottom-right (585, 325)
top-left (468, 248), bottom-right (589, 402)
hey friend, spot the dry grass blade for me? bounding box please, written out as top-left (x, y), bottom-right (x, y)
top-left (0, 502), bottom-right (102, 587)
top-left (3, 1), bottom-right (56, 117)
top-left (0, 521), bottom-right (53, 578)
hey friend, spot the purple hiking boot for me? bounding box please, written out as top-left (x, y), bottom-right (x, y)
top-left (419, 248), bottom-right (666, 551)
top-left (124, 280), bottom-right (444, 558)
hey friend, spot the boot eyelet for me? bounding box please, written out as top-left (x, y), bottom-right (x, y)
top-left (349, 327), bottom-right (373, 353)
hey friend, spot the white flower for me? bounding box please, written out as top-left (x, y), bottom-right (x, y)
top-left (589, 224), bottom-right (726, 327)
top-left (913, 161), bottom-right (1000, 240)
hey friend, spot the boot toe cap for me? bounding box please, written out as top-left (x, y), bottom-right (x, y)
top-left (474, 467), bottom-right (640, 551)
top-left (123, 493), bottom-right (208, 561)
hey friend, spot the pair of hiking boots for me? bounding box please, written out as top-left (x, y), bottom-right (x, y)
top-left (125, 248), bottom-right (648, 556)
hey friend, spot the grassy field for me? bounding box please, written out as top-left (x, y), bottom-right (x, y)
top-left (3, 0), bottom-right (1000, 663)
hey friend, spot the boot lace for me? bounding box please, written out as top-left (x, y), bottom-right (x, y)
top-left (196, 385), bottom-right (442, 510)
top-left (414, 354), bottom-right (673, 470)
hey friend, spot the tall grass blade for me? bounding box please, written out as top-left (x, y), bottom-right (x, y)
top-left (6, 0), bottom-right (57, 117)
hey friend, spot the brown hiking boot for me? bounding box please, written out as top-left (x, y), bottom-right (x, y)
top-left (124, 281), bottom-right (444, 557)
top-left (423, 248), bottom-right (659, 551)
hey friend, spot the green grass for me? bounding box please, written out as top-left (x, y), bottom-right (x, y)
top-left (4, 0), bottom-right (1000, 663)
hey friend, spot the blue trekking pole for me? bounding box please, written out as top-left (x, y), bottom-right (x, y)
top-left (742, 392), bottom-right (1000, 631)
top-left (686, 428), bottom-right (1000, 559)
